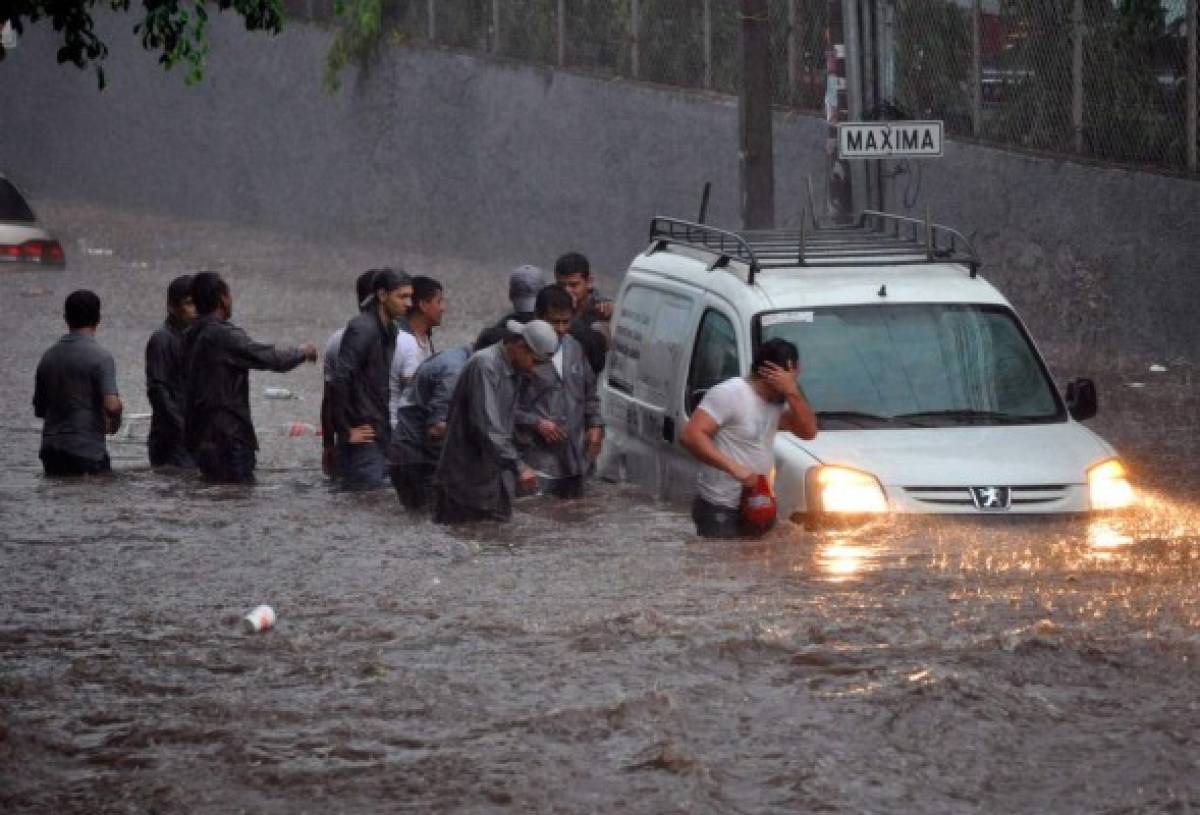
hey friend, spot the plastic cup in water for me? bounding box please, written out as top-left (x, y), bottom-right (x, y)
top-left (243, 605), bottom-right (276, 633)
top-left (263, 387), bottom-right (295, 400)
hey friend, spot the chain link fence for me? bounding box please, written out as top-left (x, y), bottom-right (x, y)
top-left (283, 0), bottom-right (1198, 175)
top-left (894, 0), bottom-right (1196, 171)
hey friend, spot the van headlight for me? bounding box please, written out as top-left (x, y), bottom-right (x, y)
top-left (1088, 458), bottom-right (1134, 510)
top-left (813, 465), bottom-right (889, 513)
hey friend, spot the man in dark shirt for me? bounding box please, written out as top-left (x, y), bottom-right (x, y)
top-left (33, 290), bottom-right (124, 476)
top-left (145, 275), bottom-right (196, 467)
top-left (473, 264), bottom-right (545, 350)
top-left (182, 272), bottom-right (317, 484)
top-left (330, 268), bottom-right (412, 490)
top-left (553, 252), bottom-right (612, 374)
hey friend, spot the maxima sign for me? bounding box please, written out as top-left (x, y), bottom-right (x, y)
top-left (838, 121), bottom-right (943, 159)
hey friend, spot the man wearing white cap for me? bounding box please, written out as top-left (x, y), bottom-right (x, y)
top-left (432, 319), bottom-right (560, 524)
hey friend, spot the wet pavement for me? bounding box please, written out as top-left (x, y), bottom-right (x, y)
top-left (2, 201), bottom-right (1199, 813)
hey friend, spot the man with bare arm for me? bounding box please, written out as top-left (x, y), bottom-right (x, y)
top-left (680, 339), bottom-right (818, 538)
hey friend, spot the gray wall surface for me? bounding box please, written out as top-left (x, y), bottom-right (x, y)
top-left (1, 12), bottom-right (1196, 360)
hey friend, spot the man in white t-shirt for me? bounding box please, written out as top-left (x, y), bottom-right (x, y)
top-left (680, 338), bottom-right (818, 538)
top-left (388, 276), bottom-right (445, 429)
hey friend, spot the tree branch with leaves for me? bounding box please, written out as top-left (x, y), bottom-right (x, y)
top-left (0, 0), bottom-right (285, 89)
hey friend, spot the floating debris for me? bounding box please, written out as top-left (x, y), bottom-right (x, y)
top-left (243, 605), bottom-right (276, 633)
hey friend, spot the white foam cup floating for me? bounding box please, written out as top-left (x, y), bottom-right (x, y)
top-left (243, 604), bottom-right (277, 633)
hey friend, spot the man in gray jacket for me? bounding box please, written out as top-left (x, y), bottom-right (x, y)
top-left (388, 343), bottom-right (472, 510)
top-left (330, 269), bottom-right (412, 490)
top-left (514, 285), bottom-right (604, 498)
top-left (431, 320), bottom-right (560, 524)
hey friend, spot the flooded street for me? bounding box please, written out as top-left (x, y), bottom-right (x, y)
top-left (3, 201), bottom-right (1200, 813)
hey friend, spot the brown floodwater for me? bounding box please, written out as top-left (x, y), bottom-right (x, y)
top-left (2, 201), bottom-right (1199, 813)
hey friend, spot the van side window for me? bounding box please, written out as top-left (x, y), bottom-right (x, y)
top-left (686, 309), bottom-right (739, 413)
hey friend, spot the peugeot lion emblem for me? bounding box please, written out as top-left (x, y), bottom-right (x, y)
top-left (971, 486), bottom-right (1011, 511)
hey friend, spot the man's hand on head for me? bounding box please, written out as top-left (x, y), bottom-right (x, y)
top-left (760, 362), bottom-right (800, 399)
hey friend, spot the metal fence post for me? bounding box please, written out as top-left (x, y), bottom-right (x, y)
top-left (704, 0), bottom-right (714, 89)
top-left (427, 0), bottom-right (435, 41)
top-left (1188, 0), bottom-right (1197, 172)
top-left (1071, 0), bottom-right (1084, 154)
top-left (630, 0), bottom-right (640, 79)
top-left (557, 0), bottom-right (565, 66)
top-left (788, 0), bottom-right (799, 104)
top-left (971, 0), bottom-right (982, 138)
top-left (491, 0), bottom-right (501, 53)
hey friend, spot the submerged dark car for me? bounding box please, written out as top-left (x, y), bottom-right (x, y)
top-left (0, 175), bottom-right (65, 269)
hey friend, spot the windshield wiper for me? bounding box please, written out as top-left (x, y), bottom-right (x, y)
top-left (816, 410), bottom-right (899, 428)
top-left (894, 409), bottom-right (1043, 425)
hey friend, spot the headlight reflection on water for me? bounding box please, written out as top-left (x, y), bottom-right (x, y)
top-left (1086, 520), bottom-right (1135, 562)
top-left (815, 538), bottom-right (884, 581)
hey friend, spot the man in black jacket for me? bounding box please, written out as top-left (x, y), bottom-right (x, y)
top-left (553, 252), bottom-right (612, 374)
top-left (330, 268), bottom-right (412, 490)
top-left (145, 275), bottom-right (195, 467)
top-left (183, 272), bottom-right (317, 484)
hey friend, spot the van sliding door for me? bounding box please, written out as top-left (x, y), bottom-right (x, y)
top-left (603, 282), bottom-right (698, 498)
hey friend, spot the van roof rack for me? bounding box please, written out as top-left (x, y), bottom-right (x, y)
top-left (646, 208), bottom-right (981, 285)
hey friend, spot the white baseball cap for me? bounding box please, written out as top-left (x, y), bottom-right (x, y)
top-left (506, 319), bottom-right (559, 362)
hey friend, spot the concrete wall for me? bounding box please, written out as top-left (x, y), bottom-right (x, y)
top-left (2, 12), bottom-right (1197, 360)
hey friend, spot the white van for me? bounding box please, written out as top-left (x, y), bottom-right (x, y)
top-left (596, 211), bottom-right (1134, 519)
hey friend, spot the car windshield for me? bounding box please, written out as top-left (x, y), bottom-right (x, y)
top-left (759, 303), bottom-right (1065, 429)
top-left (0, 179), bottom-right (36, 222)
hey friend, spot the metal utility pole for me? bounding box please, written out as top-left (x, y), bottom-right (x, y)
top-left (825, 0), bottom-right (853, 221)
top-left (740, 0), bottom-right (776, 229)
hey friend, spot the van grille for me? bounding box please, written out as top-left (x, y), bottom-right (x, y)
top-left (903, 485), bottom-right (1068, 508)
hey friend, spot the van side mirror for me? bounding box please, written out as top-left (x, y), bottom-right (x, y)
top-left (1065, 378), bottom-right (1098, 421)
top-left (686, 388), bottom-right (708, 414)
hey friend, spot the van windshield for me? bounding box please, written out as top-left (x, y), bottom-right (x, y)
top-left (758, 303), bottom-right (1065, 429)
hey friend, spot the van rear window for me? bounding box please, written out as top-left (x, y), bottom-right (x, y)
top-left (0, 180), bottom-right (36, 222)
top-left (609, 285), bottom-right (693, 408)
